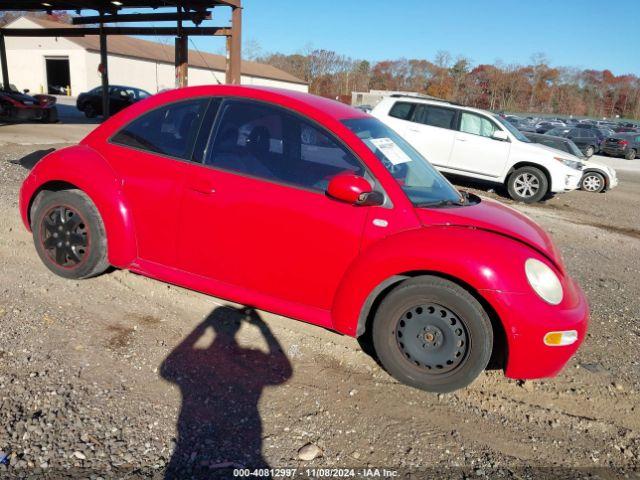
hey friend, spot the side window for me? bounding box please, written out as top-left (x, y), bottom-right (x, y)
top-left (206, 101), bottom-right (364, 192)
top-left (388, 101), bottom-right (414, 120)
top-left (413, 105), bottom-right (456, 129)
top-left (459, 112), bottom-right (498, 137)
top-left (111, 99), bottom-right (208, 159)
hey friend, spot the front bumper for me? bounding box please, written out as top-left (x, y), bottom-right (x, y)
top-left (481, 276), bottom-right (589, 379)
top-left (563, 172), bottom-right (581, 192)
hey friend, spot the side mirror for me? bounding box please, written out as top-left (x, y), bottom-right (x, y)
top-left (492, 130), bottom-right (509, 141)
top-left (23, 88), bottom-right (30, 94)
top-left (326, 173), bottom-right (383, 206)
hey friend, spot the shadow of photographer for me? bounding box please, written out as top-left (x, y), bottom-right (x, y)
top-left (160, 306), bottom-right (292, 479)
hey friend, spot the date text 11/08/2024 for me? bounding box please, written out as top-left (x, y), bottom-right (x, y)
top-left (233, 468), bottom-right (399, 478)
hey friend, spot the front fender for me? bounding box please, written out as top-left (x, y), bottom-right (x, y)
top-left (19, 145), bottom-right (137, 268)
top-left (331, 226), bottom-right (543, 338)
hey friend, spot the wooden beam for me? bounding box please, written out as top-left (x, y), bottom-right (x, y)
top-left (99, 22), bottom-right (109, 119)
top-left (226, 4), bottom-right (241, 85)
top-left (175, 36), bottom-right (188, 88)
top-left (72, 11), bottom-right (211, 25)
top-left (1, 27), bottom-right (231, 37)
top-left (0, 34), bottom-right (9, 89)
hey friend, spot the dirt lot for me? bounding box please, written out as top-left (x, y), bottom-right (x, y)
top-left (0, 123), bottom-right (639, 479)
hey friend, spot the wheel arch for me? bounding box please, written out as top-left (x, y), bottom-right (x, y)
top-left (21, 145), bottom-right (137, 268)
top-left (582, 169), bottom-right (608, 189)
top-left (355, 270), bottom-right (508, 371)
top-left (506, 161), bottom-right (552, 188)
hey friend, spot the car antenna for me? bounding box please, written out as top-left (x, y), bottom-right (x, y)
top-left (189, 38), bottom-right (223, 85)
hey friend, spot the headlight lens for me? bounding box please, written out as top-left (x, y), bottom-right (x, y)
top-left (525, 258), bottom-right (563, 305)
top-left (554, 156), bottom-right (583, 170)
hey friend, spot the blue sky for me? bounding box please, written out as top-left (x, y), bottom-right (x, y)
top-left (128, 0), bottom-right (637, 75)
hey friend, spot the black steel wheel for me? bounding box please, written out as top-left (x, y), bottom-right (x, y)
top-left (395, 303), bottom-right (469, 372)
top-left (84, 104), bottom-right (97, 119)
top-left (32, 189), bottom-right (109, 279)
top-left (372, 276), bottom-right (493, 393)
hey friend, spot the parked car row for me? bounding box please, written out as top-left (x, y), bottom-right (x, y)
top-left (504, 113), bottom-right (639, 160)
top-left (371, 95), bottom-right (613, 203)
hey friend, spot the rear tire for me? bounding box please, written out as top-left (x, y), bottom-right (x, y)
top-left (625, 149), bottom-right (637, 160)
top-left (507, 166), bottom-right (549, 203)
top-left (372, 276), bottom-right (493, 393)
top-left (31, 189), bottom-right (109, 279)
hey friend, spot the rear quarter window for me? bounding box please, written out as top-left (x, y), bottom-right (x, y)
top-left (388, 101), bottom-right (414, 120)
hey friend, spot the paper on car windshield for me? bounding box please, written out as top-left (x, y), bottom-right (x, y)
top-left (370, 138), bottom-right (412, 165)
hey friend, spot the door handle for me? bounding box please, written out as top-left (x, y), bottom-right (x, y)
top-left (189, 178), bottom-right (216, 194)
top-left (407, 128), bottom-right (421, 133)
top-left (456, 138), bottom-right (467, 142)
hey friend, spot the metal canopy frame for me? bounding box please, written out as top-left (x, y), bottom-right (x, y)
top-left (0, 0), bottom-right (242, 119)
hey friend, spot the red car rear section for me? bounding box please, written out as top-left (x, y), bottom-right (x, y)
top-left (19, 85), bottom-right (589, 392)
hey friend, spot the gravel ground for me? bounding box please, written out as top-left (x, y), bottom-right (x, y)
top-left (0, 125), bottom-right (639, 479)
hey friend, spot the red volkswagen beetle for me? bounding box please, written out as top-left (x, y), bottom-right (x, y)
top-left (19, 86), bottom-right (588, 392)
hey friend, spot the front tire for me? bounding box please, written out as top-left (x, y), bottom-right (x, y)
top-left (372, 276), bottom-right (493, 393)
top-left (83, 104), bottom-right (97, 119)
top-left (580, 171), bottom-right (606, 193)
top-left (507, 166), bottom-right (549, 203)
top-left (625, 149), bottom-right (637, 160)
top-left (32, 189), bottom-right (109, 279)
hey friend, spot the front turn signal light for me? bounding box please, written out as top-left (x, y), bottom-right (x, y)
top-left (544, 330), bottom-right (578, 346)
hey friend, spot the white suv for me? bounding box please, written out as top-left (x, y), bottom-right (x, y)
top-left (372, 95), bottom-right (583, 203)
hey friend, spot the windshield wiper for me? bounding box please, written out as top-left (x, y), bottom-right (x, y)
top-left (416, 199), bottom-right (465, 208)
top-left (416, 191), bottom-right (469, 208)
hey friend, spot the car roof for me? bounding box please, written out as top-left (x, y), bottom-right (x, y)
top-left (382, 94), bottom-right (494, 117)
top-left (156, 85), bottom-right (368, 121)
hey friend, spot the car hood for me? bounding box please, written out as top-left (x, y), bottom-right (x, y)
top-left (416, 197), bottom-right (564, 270)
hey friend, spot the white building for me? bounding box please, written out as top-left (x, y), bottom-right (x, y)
top-left (4, 16), bottom-right (308, 95)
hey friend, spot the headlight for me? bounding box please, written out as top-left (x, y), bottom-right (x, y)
top-left (525, 258), bottom-right (563, 305)
top-left (554, 156), bottom-right (583, 170)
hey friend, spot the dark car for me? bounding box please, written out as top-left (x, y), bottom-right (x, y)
top-left (575, 124), bottom-right (612, 150)
top-left (507, 117), bottom-right (536, 133)
top-left (76, 85), bottom-right (151, 118)
top-left (535, 121), bottom-right (564, 133)
top-left (0, 84), bottom-right (58, 123)
top-left (524, 132), bottom-right (586, 159)
top-left (545, 127), bottom-right (599, 157)
top-left (613, 126), bottom-right (640, 134)
top-left (601, 133), bottom-right (640, 160)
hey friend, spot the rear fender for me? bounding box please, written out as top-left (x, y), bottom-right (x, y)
top-left (19, 145), bottom-right (137, 268)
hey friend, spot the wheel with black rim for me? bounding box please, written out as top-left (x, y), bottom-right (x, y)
top-left (84, 104), bottom-right (97, 119)
top-left (507, 166), bottom-right (548, 203)
top-left (372, 276), bottom-right (493, 393)
top-left (625, 149), bottom-right (637, 160)
top-left (584, 145), bottom-right (595, 157)
top-left (31, 189), bottom-right (109, 279)
top-left (580, 171), bottom-right (606, 193)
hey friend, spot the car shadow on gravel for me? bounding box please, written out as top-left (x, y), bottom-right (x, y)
top-left (160, 306), bottom-right (292, 479)
top-left (10, 148), bottom-right (55, 170)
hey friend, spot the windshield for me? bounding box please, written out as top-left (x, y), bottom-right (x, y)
top-left (493, 115), bottom-right (530, 142)
top-left (342, 117), bottom-right (463, 206)
top-left (546, 127), bottom-right (570, 137)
